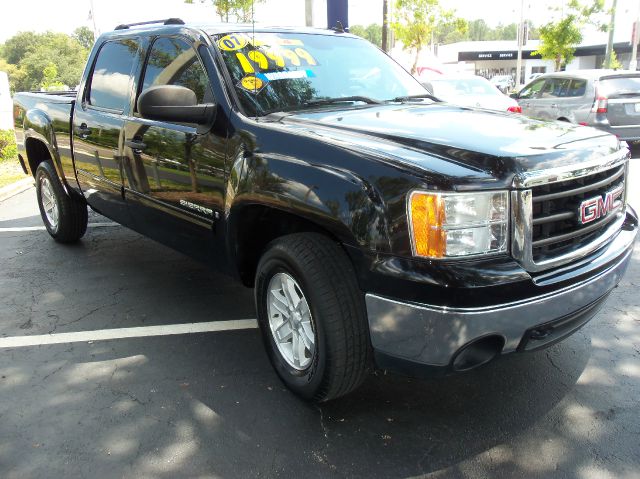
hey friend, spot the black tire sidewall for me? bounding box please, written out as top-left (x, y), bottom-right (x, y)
top-left (35, 163), bottom-right (61, 236)
top-left (255, 249), bottom-right (328, 400)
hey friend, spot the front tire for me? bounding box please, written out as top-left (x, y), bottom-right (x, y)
top-left (35, 162), bottom-right (88, 243)
top-left (255, 233), bottom-right (371, 402)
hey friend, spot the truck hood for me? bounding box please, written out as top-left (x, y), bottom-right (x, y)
top-left (276, 103), bottom-right (623, 188)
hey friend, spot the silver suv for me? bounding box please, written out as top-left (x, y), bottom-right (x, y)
top-left (513, 69), bottom-right (640, 141)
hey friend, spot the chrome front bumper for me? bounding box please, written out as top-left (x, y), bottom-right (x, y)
top-left (366, 213), bottom-right (637, 369)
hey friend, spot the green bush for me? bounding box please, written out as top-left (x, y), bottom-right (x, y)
top-left (0, 130), bottom-right (18, 162)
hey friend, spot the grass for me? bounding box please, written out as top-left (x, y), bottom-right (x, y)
top-left (0, 158), bottom-right (27, 189)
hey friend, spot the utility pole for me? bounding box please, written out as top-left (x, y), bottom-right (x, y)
top-left (515, 0), bottom-right (524, 89)
top-left (630, 2), bottom-right (640, 70)
top-left (305, 0), bottom-right (314, 27)
top-left (382, 0), bottom-right (389, 52)
top-left (89, 0), bottom-right (98, 40)
top-left (604, 0), bottom-right (618, 68)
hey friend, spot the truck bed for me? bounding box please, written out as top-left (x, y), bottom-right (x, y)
top-left (13, 91), bottom-right (77, 187)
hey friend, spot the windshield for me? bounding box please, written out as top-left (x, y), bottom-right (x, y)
top-left (431, 77), bottom-right (500, 97)
top-left (213, 32), bottom-right (426, 115)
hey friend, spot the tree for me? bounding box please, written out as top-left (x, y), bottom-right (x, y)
top-left (73, 26), bottom-right (95, 50)
top-left (350, 24), bottom-right (383, 48)
top-left (467, 19), bottom-right (491, 41)
top-left (534, 0), bottom-right (606, 71)
top-left (41, 63), bottom-right (65, 91)
top-left (185, 0), bottom-right (264, 22)
top-left (0, 31), bottom-right (90, 92)
top-left (391, 0), bottom-right (467, 74)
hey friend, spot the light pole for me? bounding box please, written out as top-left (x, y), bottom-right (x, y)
top-left (382, 0), bottom-right (389, 52)
top-left (515, 0), bottom-right (525, 88)
top-left (305, 0), bottom-right (314, 27)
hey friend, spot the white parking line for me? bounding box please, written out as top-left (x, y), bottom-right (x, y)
top-left (0, 222), bottom-right (119, 232)
top-left (0, 319), bottom-right (258, 348)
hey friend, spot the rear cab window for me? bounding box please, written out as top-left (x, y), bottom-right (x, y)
top-left (87, 39), bottom-right (140, 111)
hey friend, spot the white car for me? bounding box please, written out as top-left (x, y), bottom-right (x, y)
top-left (0, 72), bottom-right (13, 130)
top-left (489, 74), bottom-right (514, 93)
top-left (426, 75), bottom-right (522, 113)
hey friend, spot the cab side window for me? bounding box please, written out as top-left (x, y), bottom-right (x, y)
top-left (518, 78), bottom-right (546, 99)
top-left (88, 40), bottom-right (139, 111)
top-left (140, 37), bottom-right (213, 105)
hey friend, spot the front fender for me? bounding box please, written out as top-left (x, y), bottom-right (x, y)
top-left (227, 150), bottom-right (391, 252)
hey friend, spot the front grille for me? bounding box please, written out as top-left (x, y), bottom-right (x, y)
top-left (529, 165), bottom-right (625, 262)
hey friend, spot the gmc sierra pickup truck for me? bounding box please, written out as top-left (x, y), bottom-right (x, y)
top-left (13, 19), bottom-right (637, 402)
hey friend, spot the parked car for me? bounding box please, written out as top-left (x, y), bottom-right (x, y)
top-left (527, 72), bottom-right (544, 83)
top-left (425, 75), bottom-right (521, 113)
top-left (513, 70), bottom-right (640, 141)
top-left (13, 20), bottom-right (637, 402)
top-left (0, 71), bottom-right (13, 130)
top-left (490, 74), bottom-right (514, 93)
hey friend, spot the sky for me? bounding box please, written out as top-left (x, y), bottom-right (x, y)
top-left (1, 0), bottom-right (639, 44)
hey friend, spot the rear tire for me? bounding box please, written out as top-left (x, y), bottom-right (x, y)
top-left (35, 162), bottom-right (88, 243)
top-left (255, 233), bottom-right (371, 402)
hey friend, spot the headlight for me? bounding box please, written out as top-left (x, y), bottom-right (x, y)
top-left (408, 190), bottom-right (509, 259)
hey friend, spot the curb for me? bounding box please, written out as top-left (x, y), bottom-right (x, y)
top-left (0, 177), bottom-right (34, 203)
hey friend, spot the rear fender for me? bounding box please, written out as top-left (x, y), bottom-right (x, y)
top-left (23, 109), bottom-right (69, 191)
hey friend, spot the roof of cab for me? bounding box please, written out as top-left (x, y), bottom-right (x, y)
top-left (103, 21), bottom-right (354, 39)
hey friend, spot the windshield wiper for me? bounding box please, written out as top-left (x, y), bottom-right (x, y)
top-left (388, 94), bottom-right (441, 103)
top-left (303, 96), bottom-right (382, 107)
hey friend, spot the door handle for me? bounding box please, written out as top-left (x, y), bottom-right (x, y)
top-left (125, 138), bottom-right (147, 152)
top-left (77, 123), bottom-right (91, 138)
top-left (551, 103), bottom-right (558, 108)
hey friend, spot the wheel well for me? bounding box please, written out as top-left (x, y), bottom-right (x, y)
top-left (25, 138), bottom-right (52, 176)
top-left (557, 117), bottom-right (571, 122)
top-left (232, 205), bottom-right (346, 287)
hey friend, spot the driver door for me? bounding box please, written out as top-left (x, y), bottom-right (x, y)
top-left (122, 36), bottom-right (227, 262)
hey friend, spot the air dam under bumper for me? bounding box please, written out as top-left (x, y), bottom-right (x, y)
top-left (366, 216), bottom-right (637, 375)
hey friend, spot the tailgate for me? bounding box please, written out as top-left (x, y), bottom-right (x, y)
top-left (600, 75), bottom-right (640, 126)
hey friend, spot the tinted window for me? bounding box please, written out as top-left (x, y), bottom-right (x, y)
top-left (518, 78), bottom-right (546, 99)
top-left (141, 37), bottom-right (212, 104)
top-left (599, 76), bottom-right (640, 98)
top-left (539, 78), bottom-right (571, 98)
top-left (567, 79), bottom-right (587, 97)
top-left (89, 40), bottom-right (138, 111)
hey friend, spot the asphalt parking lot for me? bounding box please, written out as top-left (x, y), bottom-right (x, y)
top-left (1, 159), bottom-right (639, 479)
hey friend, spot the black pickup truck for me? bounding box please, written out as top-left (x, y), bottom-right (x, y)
top-left (13, 19), bottom-right (637, 401)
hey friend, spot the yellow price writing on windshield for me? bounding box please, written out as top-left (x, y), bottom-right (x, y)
top-left (236, 48), bottom-right (318, 74)
top-left (218, 34), bottom-right (248, 51)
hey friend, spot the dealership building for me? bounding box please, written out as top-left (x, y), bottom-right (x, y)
top-left (432, 39), bottom-right (638, 85)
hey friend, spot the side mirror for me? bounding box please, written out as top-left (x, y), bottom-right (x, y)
top-left (137, 85), bottom-right (215, 125)
top-left (509, 92), bottom-right (519, 99)
top-left (421, 81), bottom-right (434, 95)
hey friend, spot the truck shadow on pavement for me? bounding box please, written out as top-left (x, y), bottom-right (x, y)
top-left (0, 224), bottom-right (638, 478)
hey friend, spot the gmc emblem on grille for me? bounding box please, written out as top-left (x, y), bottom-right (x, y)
top-left (579, 186), bottom-right (624, 225)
